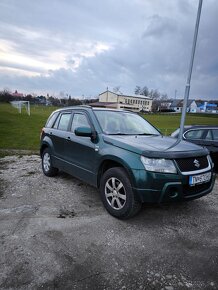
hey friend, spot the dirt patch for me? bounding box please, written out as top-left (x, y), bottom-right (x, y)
top-left (0, 149), bottom-right (39, 158)
top-left (57, 207), bottom-right (76, 218)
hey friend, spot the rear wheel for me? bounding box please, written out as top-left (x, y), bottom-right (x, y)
top-left (42, 148), bottom-right (58, 177)
top-left (100, 167), bottom-right (141, 219)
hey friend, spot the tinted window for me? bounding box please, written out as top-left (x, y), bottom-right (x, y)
top-left (46, 112), bottom-right (59, 128)
top-left (212, 129), bottom-right (218, 140)
top-left (205, 130), bottom-right (212, 140)
top-left (185, 129), bottom-right (204, 140)
top-left (71, 113), bottom-right (90, 133)
top-left (57, 113), bottom-right (71, 131)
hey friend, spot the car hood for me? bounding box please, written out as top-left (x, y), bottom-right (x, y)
top-left (103, 135), bottom-right (209, 158)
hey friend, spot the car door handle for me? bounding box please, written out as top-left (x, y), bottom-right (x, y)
top-left (66, 136), bottom-right (71, 141)
top-left (49, 132), bottom-right (53, 135)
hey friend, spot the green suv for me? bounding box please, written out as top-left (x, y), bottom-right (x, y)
top-left (40, 106), bottom-right (215, 219)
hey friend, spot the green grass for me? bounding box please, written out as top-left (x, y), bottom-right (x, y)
top-left (0, 103), bottom-right (217, 150)
top-left (142, 112), bottom-right (218, 135)
top-left (0, 103), bottom-right (59, 150)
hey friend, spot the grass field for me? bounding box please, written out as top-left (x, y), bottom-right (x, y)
top-left (143, 112), bottom-right (218, 135)
top-left (0, 103), bottom-right (217, 151)
top-left (0, 103), bottom-right (58, 151)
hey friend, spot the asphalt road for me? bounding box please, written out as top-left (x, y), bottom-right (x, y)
top-left (0, 155), bottom-right (217, 290)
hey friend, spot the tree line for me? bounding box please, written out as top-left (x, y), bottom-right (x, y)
top-left (0, 89), bottom-right (89, 106)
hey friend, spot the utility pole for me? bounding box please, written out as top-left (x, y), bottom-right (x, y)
top-left (178, 0), bottom-right (203, 141)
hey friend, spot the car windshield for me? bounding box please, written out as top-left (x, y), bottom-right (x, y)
top-left (94, 110), bottom-right (160, 135)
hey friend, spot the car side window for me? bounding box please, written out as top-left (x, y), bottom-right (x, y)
top-left (212, 129), bottom-right (218, 140)
top-left (184, 129), bottom-right (204, 140)
top-left (57, 113), bottom-right (71, 131)
top-left (71, 113), bottom-right (90, 133)
top-left (205, 130), bottom-right (213, 140)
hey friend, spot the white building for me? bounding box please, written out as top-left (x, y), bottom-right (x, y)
top-left (98, 90), bottom-right (152, 112)
top-left (170, 99), bottom-right (198, 113)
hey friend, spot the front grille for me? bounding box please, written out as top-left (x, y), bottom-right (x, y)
top-left (183, 181), bottom-right (211, 196)
top-left (175, 156), bottom-right (208, 172)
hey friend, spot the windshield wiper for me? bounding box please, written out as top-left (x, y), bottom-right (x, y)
top-left (108, 132), bottom-right (130, 135)
top-left (137, 133), bottom-right (159, 136)
top-left (107, 132), bottom-right (160, 136)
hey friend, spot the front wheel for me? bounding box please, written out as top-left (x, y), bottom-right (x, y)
top-left (42, 148), bottom-right (58, 177)
top-left (100, 167), bottom-right (141, 219)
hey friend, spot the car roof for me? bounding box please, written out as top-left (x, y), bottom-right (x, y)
top-left (184, 125), bottom-right (218, 130)
top-left (51, 105), bottom-right (132, 114)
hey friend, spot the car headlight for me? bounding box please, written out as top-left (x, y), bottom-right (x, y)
top-left (140, 156), bottom-right (177, 174)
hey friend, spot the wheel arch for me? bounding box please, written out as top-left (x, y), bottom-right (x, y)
top-left (40, 143), bottom-right (49, 157)
top-left (40, 137), bottom-right (54, 157)
top-left (97, 157), bottom-right (136, 188)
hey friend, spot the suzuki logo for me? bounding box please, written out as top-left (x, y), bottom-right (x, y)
top-left (194, 159), bottom-right (200, 168)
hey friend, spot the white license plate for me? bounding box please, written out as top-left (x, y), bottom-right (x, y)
top-left (189, 172), bottom-right (211, 186)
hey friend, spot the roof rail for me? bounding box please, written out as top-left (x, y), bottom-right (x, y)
top-left (79, 105), bottom-right (93, 109)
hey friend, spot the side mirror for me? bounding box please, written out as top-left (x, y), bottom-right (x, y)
top-left (74, 126), bottom-right (93, 137)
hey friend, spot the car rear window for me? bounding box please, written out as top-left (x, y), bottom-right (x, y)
top-left (45, 112), bottom-right (59, 128)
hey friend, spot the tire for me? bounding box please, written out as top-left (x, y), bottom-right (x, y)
top-left (42, 148), bottom-right (58, 177)
top-left (100, 167), bottom-right (141, 219)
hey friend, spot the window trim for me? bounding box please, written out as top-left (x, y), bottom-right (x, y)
top-left (184, 129), bottom-right (206, 141)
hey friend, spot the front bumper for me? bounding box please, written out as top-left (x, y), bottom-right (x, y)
top-left (132, 169), bottom-right (216, 203)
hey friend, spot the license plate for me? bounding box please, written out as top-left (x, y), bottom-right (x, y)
top-left (189, 172), bottom-right (211, 186)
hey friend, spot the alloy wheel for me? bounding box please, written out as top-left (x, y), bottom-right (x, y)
top-left (105, 177), bottom-right (126, 210)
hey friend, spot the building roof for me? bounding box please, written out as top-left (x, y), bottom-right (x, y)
top-left (170, 99), bottom-right (196, 108)
top-left (99, 90), bottom-right (152, 100)
top-left (89, 102), bottom-right (117, 107)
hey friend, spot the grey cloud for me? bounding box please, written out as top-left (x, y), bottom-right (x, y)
top-left (0, 0), bottom-right (217, 99)
top-left (143, 15), bottom-right (178, 38)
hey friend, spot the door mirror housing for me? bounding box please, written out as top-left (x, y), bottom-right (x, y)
top-left (75, 126), bottom-right (93, 137)
top-left (74, 127), bottom-right (97, 140)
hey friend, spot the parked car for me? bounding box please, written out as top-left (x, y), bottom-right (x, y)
top-left (40, 107), bottom-right (215, 219)
top-left (171, 125), bottom-right (218, 171)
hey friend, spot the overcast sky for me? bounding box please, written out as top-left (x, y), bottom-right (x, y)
top-left (0, 0), bottom-right (217, 99)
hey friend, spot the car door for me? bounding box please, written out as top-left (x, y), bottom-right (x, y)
top-left (49, 111), bottom-right (72, 162)
top-left (64, 111), bottom-right (98, 186)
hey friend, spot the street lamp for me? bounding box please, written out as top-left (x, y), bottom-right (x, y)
top-left (178, 0), bottom-right (203, 141)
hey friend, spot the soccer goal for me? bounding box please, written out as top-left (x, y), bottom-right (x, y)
top-left (10, 101), bottom-right (30, 116)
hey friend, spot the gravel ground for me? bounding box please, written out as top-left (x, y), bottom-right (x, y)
top-left (0, 155), bottom-right (217, 290)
